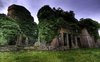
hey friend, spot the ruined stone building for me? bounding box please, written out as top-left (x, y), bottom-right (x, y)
top-left (0, 4), bottom-right (99, 51)
top-left (51, 27), bottom-right (95, 50)
top-left (37, 5), bottom-right (97, 50)
top-left (51, 28), bottom-right (79, 49)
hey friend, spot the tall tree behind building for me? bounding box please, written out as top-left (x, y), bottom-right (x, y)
top-left (7, 4), bottom-right (38, 45)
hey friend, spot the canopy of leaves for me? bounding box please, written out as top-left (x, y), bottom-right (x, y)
top-left (7, 4), bottom-right (38, 43)
top-left (38, 18), bottom-right (62, 43)
top-left (37, 5), bottom-right (55, 21)
top-left (54, 8), bottom-right (78, 24)
top-left (37, 5), bottom-right (79, 43)
top-left (0, 14), bottom-right (21, 45)
top-left (79, 18), bottom-right (100, 41)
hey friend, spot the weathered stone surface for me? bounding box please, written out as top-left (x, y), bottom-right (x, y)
top-left (34, 41), bottom-right (49, 50)
top-left (95, 39), bottom-right (100, 47)
top-left (0, 46), bottom-right (18, 51)
top-left (80, 28), bottom-right (95, 48)
top-left (51, 37), bottom-right (59, 48)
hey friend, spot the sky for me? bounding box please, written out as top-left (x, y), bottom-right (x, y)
top-left (0, 0), bottom-right (100, 34)
top-left (0, 0), bottom-right (100, 35)
top-left (0, 0), bottom-right (100, 23)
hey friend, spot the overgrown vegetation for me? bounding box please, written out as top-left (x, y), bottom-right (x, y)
top-left (8, 4), bottom-right (38, 45)
top-left (79, 18), bottom-right (100, 41)
top-left (1, 48), bottom-right (100, 62)
top-left (0, 14), bottom-right (21, 45)
top-left (0, 4), bottom-right (100, 45)
top-left (37, 5), bottom-right (80, 43)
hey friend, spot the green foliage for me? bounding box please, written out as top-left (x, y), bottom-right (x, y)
top-left (37, 5), bottom-right (79, 43)
top-left (1, 48), bottom-right (100, 62)
top-left (14, 18), bottom-right (38, 44)
top-left (55, 8), bottom-right (78, 24)
top-left (38, 19), bottom-right (58, 42)
top-left (8, 4), bottom-right (38, 43)
top-left (17, 18), bottom-right (38, 42)
top-left (37, 5), bottom-right (55, 21)
top-left (79, 18), bottom-right (100, 40)
top-left (0, 14), bottom-right (21, 45)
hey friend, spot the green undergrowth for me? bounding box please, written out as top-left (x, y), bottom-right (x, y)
top-left (0, 48), bottom-right (100, 62)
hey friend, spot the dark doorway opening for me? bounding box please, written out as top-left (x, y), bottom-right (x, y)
top-left (63, 33), bottom-right (67, 46)
top-left (8, 40), bottom-right (16, 45)
top-left (68, 34), bottom-right (72, 48)
top-left (77, 37), bottom-right (81, 47)
top-left (73, 36), bottom-right (76, 45)
top-left (8, 38), bottom-right (16, 45)
top-left (22, 37), bottom-right (26, 45)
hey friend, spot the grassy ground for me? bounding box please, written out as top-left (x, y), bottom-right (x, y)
top-left (0, 48), bottom-right (100, 62)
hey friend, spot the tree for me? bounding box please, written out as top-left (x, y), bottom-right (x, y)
top-left (37, 5), bottom-right (79, 43)
top-left (7, 4), bottom-right (38, 44)
top-left (38, 18), bottom-right (58, 43)
top-left (0, 14), bottom-right (21, 45)
top-left (37, 5), bottom-right (55, 21)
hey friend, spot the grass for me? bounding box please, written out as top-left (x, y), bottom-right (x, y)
top-left (0, 48), bottom-right (100, 62)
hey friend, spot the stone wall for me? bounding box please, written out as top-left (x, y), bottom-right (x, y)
top-left (0, 46), bottom-right (18, 51)
top-left (80, 28), bottom-right (95, 48)
top-left (0, 46), bottom-right (35, 52)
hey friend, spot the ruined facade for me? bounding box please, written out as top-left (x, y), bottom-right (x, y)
top-left (50, 27), bottom-right (95, 50)
top-left (36, 5), bottom-right (98, 50)
top-left (0, 4), bottom-right (99, 51)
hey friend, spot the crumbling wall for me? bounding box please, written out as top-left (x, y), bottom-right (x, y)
top-left (80, 28), bottom-right (95, 48)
